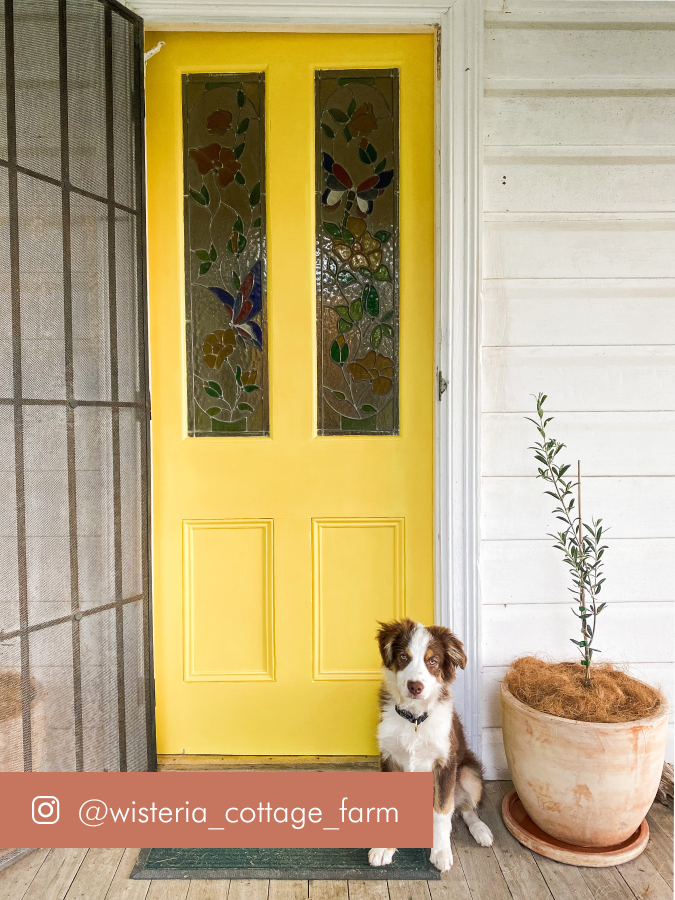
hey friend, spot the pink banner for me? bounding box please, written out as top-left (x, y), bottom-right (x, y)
top-left (0, 772), bottom-right (433, 848)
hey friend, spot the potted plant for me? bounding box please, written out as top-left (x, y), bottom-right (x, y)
top-left (500, 394), bottom-right (669, 854)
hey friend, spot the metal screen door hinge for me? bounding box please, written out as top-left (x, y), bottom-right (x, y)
top-left (438, 371), bottom-right (448, 400)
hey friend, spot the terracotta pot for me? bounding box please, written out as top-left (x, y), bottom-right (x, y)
top-left (0, 673), bottom-right (45, 772)
top-left (500, 681), bottom-right (669, 847)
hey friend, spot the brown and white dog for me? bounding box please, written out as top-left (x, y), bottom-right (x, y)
top-left (368, 618), bottom-right (493, 872)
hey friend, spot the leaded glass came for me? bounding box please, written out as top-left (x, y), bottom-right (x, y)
top-left (183, 74), bottom-right (267, 436)
top-left (315, 70), bottom-right (399, 435)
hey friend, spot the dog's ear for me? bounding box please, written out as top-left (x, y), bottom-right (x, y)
top-left (376, 620), bottom-right (401, 666)
top-left (376, 619), bottom-right (416, 667)
top-left (428, 625), bottom-right (467, 681)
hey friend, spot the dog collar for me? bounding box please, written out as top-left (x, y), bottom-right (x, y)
top-left (395, 705), bottom-right (429, 732)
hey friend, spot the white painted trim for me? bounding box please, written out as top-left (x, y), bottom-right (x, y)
top-left (131, 0), bottom-right (484, 756)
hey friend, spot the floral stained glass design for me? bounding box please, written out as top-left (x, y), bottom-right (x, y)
top-left (316, 70), bottom-right (399, 435)
top-left (183, 74), bottom-right (267, 436)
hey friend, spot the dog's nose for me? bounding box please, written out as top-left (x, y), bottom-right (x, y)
top-left (407, 680), bottom-right (424, 697)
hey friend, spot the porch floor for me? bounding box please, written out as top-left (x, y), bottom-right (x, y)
top-left (0, 781), bottom-right (671, 900)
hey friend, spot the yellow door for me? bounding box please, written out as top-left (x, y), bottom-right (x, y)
top-left (145, 31), bottom-right (435, 755)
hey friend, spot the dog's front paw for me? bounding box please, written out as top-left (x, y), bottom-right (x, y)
top-left (469, 820), bottom-right (493, 847)
top-left (368, 848), bottom-right (396, 867)
top-left (430, 847), bottom-right (453, 872)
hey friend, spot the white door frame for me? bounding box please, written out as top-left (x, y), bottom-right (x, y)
top-left (134, 0), bottom-right (484, 755)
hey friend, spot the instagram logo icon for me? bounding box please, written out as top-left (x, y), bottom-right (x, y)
top-left (32, 796), bottom-right (60, 824)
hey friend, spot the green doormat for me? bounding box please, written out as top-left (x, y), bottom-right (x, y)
top-left (131, 848), bottom-right (440, 880)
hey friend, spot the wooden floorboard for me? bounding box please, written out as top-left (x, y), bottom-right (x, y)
top-left (346, 880), bottom-right (389, 900)
top-left (22, 849), bottom-right (87, 900)
top-left (616, 851), bottom-right (674, 900)
top-left (65, 848), bottom-right (125, 900)
top-left (0, 848), bottom-right (50, 900)
top-left (186, 881), bottom-right (232, 900)
top-left (269, 881), bottom-right (309, 900)
top-left (104, 849), bottom-right (150, 900)
top-left (309, 882), bottom-right (348, 900)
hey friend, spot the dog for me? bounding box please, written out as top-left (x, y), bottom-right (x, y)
top-left (368, 618), bottom-right (493, 872)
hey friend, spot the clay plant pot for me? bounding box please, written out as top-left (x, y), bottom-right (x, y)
top-left (0, 672), bottom-right (45, 772)
top-left (500, 681), bottom-right (669, 848)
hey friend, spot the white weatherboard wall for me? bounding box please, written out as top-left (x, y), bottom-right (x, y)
top-left (480, 1), bottom-right (675, 779)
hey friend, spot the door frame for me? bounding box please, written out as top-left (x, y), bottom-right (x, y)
top-left (138, 0), bottom-right (484, 755)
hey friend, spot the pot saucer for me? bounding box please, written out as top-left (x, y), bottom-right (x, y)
top-left (501, 789), bottom-right (649, 867)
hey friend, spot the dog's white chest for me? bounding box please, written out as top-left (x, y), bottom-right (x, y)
top-left (378, 704), bottom-right (452, 772)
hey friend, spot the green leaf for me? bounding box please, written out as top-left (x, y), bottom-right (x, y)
top-left (234, 142), bottom-right (246, 159)
top-left (372, 324), bottom-right (382, 347)
top-left (361, 405), bottom-right (377, 413)
top-left (206, 407), bottom-right (221, 417)
top-left (336, 305), bottom-right (351, 321)
top-left (238, 402), bottom-right (254, 412)
top-left (347, 97), bottom-right (356, 118)
top-left (189, 187), bottom-right (208, 206)
top-left (233, 217), bottom-right (244, 234)
top-left (337, 271), bottom-right (356, 286)
top-left (341, 228), bottom-right (354, 245)
top-left (358, 147), bottom-right (371, 165)
top-left (338, 318), bottom-right (353, 334)
top-left (243, 384), bottom-right (260, 393)
top-left (235, 366), bottom-right (242, 386)
top-left (373, 265), bottom-right (390, 281)
top-left (330, 340), bottom-right (343, 365)
top-left (329, 108), bottom-right (349, 123)
top-left (236, 117), bottom-right (250, 134)
top-left (363, 284), bottom-right (379, 317)
top-left (340, 342), bottom-right (349, 363)
top-left (205, 381), bottom-right (222, 398)
top-left (195, 249), bottom-right (210, 261)
top-left (199, 261), bottom-right (212, 275)
top-left (234, 170), bottom-right (246, 185)
top-left (321, 123), bottom-right (335, 139)
top-left (249, 182), bottom-right (261, 206)
top-left (366, 143), bottom-right (377, 163)
top-left (328, 257), bottom-right (337, 276)
top-left (253, 217), bottom-right (262, 228)
top-left (201, 185), bottom-right (209, 204)
top-left (374, 230), bottom-right (391, 244)
top-left (349, 299), bottom-right (363, 321)
top-left (332, 391), bottom-right (347, 401)
top-left (381, 323), bottom-right (394, 337)
top-left (324, 222), bottom-right (342, 238)
top-left (343, 125), bottom-right (352, 143)
top-left (237, 233), bottom-right (247, 254)
top-left (382, 310), bottom-right (394, 322)
top-left (375, 157), bottom-right (387, 174)
top-left (209, 244), bottom-right (217, 261)
top-left (237, 89), bottom-right (246, 108)
top-left (232, 271), bottom-right (241, 291)
top-left (359, 267), bottom-right (371, 278)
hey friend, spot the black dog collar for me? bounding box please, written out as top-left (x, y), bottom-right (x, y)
top-left (395, 705), bottom-right (429, 732)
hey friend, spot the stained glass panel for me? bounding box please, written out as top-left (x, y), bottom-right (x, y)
top-left (183, 74), bottom-right (267, 436)
top-left (316, 70), bottom-right (399, 435)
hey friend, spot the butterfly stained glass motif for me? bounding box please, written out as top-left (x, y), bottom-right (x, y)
top-left (315, 70), bottom-right (399, 435)
top-left (183, 74), bottom-right (267, 436)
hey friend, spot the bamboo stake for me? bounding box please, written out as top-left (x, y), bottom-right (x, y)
top-left (578, 460), bottom-right (591, 686)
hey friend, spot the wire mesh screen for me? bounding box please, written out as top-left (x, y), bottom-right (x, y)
top-left (0, 0), bottom-right (154, 772)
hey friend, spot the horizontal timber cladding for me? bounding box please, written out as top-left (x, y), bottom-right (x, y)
top-left (480, 3), bottom-right (675, 777)
top-left (0, 0), bottom-right (153, 772)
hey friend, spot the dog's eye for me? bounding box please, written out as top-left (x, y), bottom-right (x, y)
top-left (399, 653), bottom-right (408, 662)
top-left (428, 658), bottom-right (437, 666)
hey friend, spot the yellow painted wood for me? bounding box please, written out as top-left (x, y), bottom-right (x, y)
top-left (145, 31), bottom-right (435, 755)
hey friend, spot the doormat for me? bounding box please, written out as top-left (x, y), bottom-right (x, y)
top-left (130, 848), bottom-right (440, 880)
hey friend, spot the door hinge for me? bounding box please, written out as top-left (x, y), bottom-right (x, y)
top-left (438, 371), bottom-right (448, 400)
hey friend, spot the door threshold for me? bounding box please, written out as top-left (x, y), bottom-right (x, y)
top-left (157, 755), bottom-right (379, 772)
